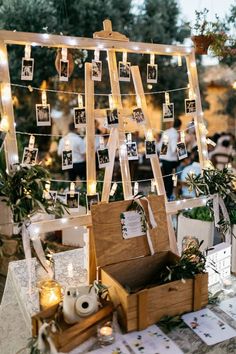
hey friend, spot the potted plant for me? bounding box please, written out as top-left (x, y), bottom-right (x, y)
top-left (177, 206), bottom-right (214, 254)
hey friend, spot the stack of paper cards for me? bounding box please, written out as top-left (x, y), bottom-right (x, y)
top-left (182, 308), bottom-right (236, 345)
top-left (120, 210), bottom-right (146, 239)
top-left (123, 325), bottom-right (183, 354)
top-left (219, 297), bottom-right (236, 321)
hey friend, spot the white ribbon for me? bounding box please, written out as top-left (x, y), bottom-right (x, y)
top-left (210, 193), bottom-right (231, 244)
top-left (134, 196), bottom-right (157, 255)
top-left (22, 221), bottom-right (53, 293)
top-left (38, 323), bottom-right (58, 354)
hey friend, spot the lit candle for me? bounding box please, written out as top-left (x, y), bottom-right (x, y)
top-left (100, 326), bottom-right (113, 336)
top-left (39, 280), bottom-right (62, 310)
top-left (98, 321), bottom-right (115, 346)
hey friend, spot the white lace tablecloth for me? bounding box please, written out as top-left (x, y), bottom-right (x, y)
top-left (0, 248), bottom-right (87, 354)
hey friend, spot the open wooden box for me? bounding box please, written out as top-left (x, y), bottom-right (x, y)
top-left (91, 195), bottom-right (208, 332)
top-left (32, 301), bottom-right (113, 353)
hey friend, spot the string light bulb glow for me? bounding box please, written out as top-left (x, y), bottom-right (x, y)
top-left (0, 49), bottom-right (7, 65)
top-left (88, 181), bottom-right (97, 195)
top-left (0, 115), bottom-right (9, 131)
top-left (1, 84), bottom-right (11, 102)
top-left (146, 129), bottom-right (153, 141)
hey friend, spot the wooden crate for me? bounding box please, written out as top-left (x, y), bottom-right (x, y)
top-left (91, 195), bottom-right (208, 332)
top-left (32, 301), bottom-right (113, 353)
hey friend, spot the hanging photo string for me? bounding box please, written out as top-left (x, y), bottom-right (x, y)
top-left (62, 139), bottom-right (73, 170)
top-left (145, 129), bottom-right (156, 158)
top-left (66, 182), bottom-right (79, 209)
top-left (132, 94), bottom-right (145, 125)
top-left (97, 136), bottom-right (110, 168)
top-left (22, 134), bottom-right (38, 166)
top-left (36, 90), bottom-right (51, 127)
top-left (172, 169), bottom-right (178, 187)
top-left (59, 47), bottom-right (69, 82)
top-left (118, 51), bottom-right (131, 82)
top-left (21, 44), bottom-right (34, 81)
top-left (185, 87), bottom-right (196, 116)
top-left (133, 181), bottom-right (139, 196)
top-left (74, 93), bottom-right (86, 127)
top-left (163, 91), bottom-right (174, 122)
top-left (147, 53), bottom-right (158, 84)
top-left (126, 133), bottom-right (139, 161)
top-left (106, 95), bottom-right (119, 128)
top-left (177, 55), bottom-right (182, 67)
top-left (110, 182), bottom-right (118, 196)
top-left (92, 49), bottom-right (102, 81)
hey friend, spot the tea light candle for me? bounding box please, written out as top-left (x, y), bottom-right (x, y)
top-left (39, 280), bottom-right (62, 310)
top-left (100, 326), bottom-right (113, 336)
top-left (97, 321), bottom-right (115, 346)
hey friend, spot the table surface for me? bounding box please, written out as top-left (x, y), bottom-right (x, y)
top-left (1, 248), bottom-right (236, 354)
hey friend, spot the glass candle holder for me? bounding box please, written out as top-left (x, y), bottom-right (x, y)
top-left (97, 320), bottom-right (115, 346)
top-left (39, 280), bottom-right (62, 310)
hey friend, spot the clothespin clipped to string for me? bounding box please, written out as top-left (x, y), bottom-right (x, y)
top-left (70, 182), bottom-right (75, 197)
top-left (28, 134), bottom-right (35, 151)
top-left (172, 169), bottom-right (178, 187)
top-left (133, 181), bottom-right (139, 196)
top-left (151, 179), bottom-right (157, 194)
top-left (110, 182), bottom-right (118, 196)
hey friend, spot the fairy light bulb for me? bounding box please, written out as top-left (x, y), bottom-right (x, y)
top-left (146, 129), bottom-right (153, 141)
top-left (0, 115), bottom-right (9, 131)
top-left (24, 44), bottom-right (31, 59)
top-left (177, 55), bottom-right (182, 67)
top-left (1, 84), bottom-right (11, 102)
top-left (78, 94), bottom-right (83, 108)
top-left (88, 181), bottom-right (97, 195)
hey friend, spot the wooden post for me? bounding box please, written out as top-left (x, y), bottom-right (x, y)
top-left (186, 52), bottom-right (208, 168)
top-left (131, 65), bottom-right (178, 254)
top-left (0, 41), bottom-right (18, 173)
top-left (85, 63), bottom-right (96, 282)
top-left (101, 20), bottom-right (132, 201)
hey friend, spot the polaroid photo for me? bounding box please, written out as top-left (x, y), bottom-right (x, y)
top-left (49, 190), bottom-right (57, 202)
top-left (177, 141), bottom-right (188, 160)
top-left (163, 103), bottom-right (174, 122)
top-left (22, 147), bottom-right (38, 165)
top-left (118, 61), bottom-right (131, 82)
top-left (132, 107), bottom-right (145, 125)
top-left (160, 141), bottom-right (168, 156)
top-left (66, 192), bottom-right (79, 209)
top-left (185, 98), bottom-right (197, 115)
top-left (126, 141), bottom-right (139, 160)
top-left (62, 149), bottom-right (73, 170)
top-left (145, 140), bottom-right (156, 158)
top-left (36, 104), bottom-right (51, 126)
top-left (86, 193), bottom-right (99, 212)
top-left (92, 59), bottom-right (102, 81)
top-left (0, 130), bottom-right (6, 152)
top-left (97, 148), bottom-right (110, 168)
top-left (106, 108), bottom-right (119, 127)
top-left (59, 59), bottom-right (69, 82)
top-left (74, 107), bottom-right (86, 127)
top-left (147, 64), bottom-right (158, 83)
top-left (21, 58), bottom-right (34, 81)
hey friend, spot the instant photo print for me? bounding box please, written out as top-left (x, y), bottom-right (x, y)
top-left (59, 59), bottom-right (69, 82)
top-left (107, 108), bottom-right (119, 127)
top-left (132, 107), bottom-right (145, 124)
top-left (97, 148), bottom-right (110, 168)
top-left (22, 147), bottom-right (38, 165)
top-left (62, 150), bottom-right (73, 170)
top-left (163, 103), bottom-right (174, 122)
top-left (74, 108), bottom-right (86, 127)
top-left (176, 141), bottom-right (188, 160)
top-left (147, 64), bottom-right (158, 83)
top-left (119, 61), bottom-right (131, 82)
top-left (21, 58), bottom-right (34, 81)
top-left (185, 99), bottom-right (197, 115)
top-left (66, 192), bottom-right (79, 209)
top-left (86, 193), bottom-right (99, 212)
top-left (92, 60), bottom-right (102, 81)
top-left (145, 140), bottom-right (156, 158)
top-left (126, 141), bottom-right (139, 160)
top-left (160, 141), bottom-right (168, 156)
top-left (36, 104), bottom-right (51, 126)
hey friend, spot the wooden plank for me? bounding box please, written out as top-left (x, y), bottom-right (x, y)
top-left (102, 20), bottom-right (132, 201)
top-left (138, 290), bottom-right (148, 330)
top-left (0, 41), bottom-right (18, 173)
top-left (88, 227), bottom-right (97, 283)
top-left (0, 30), bottom-right (191, 55)
top-left (131, 65), bottom-right (178, 254)
top-left (93, 19), bottom-right (129, 42)
top-left (193, 273), bottom-right (208, 311)
top-left (166, 196), bottom-right (207, 214)
top-left (85, 62), bottom-right (96, 193)
top-left (186, 53), bottom-right (208, 168)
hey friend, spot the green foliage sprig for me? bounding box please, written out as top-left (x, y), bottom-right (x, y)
top-left (183, 206), bottom-right (213, 222)
top-left (0, 164), bottom-right (69, 224)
